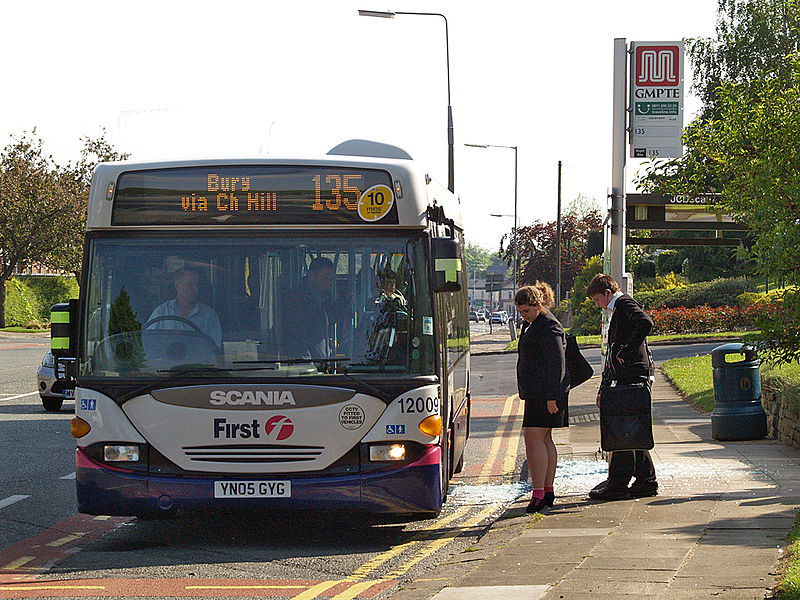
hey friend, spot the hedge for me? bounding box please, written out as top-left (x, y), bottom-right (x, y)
top-left (635, 277), bottom-right (751, 309)
top-left (648, 303), bottom-right (775, 334)
top-left (4, 276), bottom-right (79, 328)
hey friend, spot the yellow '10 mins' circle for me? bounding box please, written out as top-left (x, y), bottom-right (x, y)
top-left (357, 185), bottom-right (394, 222)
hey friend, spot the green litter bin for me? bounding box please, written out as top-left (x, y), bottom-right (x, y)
top-left (711, 343), bottom-right (767, 441)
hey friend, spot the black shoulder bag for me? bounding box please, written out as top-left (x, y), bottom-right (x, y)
top-left (599, 341), bottom-right (655, 452)
top-left (565, 334), bottom-right (593, 388)
top-left (599, 380), bottom-right (654, 451)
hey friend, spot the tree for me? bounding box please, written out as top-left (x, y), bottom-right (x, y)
top-left (107, 288), bottom-right (144, 371)
top-left (636, 0), bottom-right (800, 201)
top-left (569, 255), bottom-right (604, 334)
top-left (0, 133), bottom-right (72, 327)
top-left (49, 130), bottom-right (128, 278)
top-left (634, 0), bottom-right (800, 362)
top-left (501, 207), bottom-right (602, 297)
top-left (687, 63), bottom-right (800, 361)
top-left (464, 243), bottom-right (493, 277)
top-left (636, 0), bottom-right (800, 195)
top-left (689, 0), bottom-right (800, 120)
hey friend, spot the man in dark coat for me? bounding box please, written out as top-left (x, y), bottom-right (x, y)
top-left (285, 257), bottom-right (338, 361)
top-left (586, 273), bottom-right (658, 500)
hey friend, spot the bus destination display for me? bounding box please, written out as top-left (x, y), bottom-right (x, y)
top-left (111, 166), bottom-right (398, 226)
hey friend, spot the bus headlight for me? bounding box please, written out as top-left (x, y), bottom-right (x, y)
top-left (370, 444), bottom-right (407, 461)
top-left (418, 415), bottom-right (442, 436)
top-left (71, 417), bottom-right (91, 438)
top-left (103, 445), bottom-right (140, 462)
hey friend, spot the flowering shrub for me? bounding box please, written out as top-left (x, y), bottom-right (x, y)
top-left (648, 303), bottom-right (777, 334)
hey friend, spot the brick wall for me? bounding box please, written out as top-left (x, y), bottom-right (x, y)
top-left (762, 385), bottom-right (800, 448)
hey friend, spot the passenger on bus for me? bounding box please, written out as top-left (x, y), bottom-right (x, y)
top-left (285, 257), bottom-right (339, 361)
top-left (146, 267), bottom-right (222, 346)
top-left (364, 269), bottom-right (408, 363)
top-left (375, 269), bottom-right (407, 311)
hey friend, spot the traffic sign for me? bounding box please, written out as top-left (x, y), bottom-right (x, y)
top-left (484, 273), bottom-right (505, 292)
top-left (629, 41), bottom-right (684, 159)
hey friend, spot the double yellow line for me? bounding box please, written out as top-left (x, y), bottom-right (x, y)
top-left (278, 503), bottom-right (499, 600)
top-left (478, 393), bottom-right (524, 484)
top-left (285, 392), bottom-right (522, 600)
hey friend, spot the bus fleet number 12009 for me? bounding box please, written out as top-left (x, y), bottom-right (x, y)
top-left (397, 396), bottom-right (440, 414)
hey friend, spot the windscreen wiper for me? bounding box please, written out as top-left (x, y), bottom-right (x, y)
top-left (337, 368), bottom-right (394, 403)
top-left (231, 357), bottom-right (351, 365)
top-left (117, 366), bottom-right (233, 403)
top-left (234, 358), bottom-right (393, 402)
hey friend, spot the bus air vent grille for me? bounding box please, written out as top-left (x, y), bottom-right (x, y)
top-left (182, 444), bottom-right (324, 463)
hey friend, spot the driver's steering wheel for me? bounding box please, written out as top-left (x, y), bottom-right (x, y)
top-left (143, 315), bottom-right (218, 347)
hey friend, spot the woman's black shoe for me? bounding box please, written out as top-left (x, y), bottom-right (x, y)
top-left (526, 496), bottom-right (549, 513)
top-left (543, 491), bottom-right (555, 507)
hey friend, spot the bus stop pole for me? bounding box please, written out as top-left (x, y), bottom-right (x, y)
top-left (610, 38), bottom-right (627, 284)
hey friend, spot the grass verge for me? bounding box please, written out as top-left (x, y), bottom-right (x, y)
top-left (660, 351), bottom-right (800, 414)
top-left (777, 513), bottom-right (800, 599)
top-left (661, 354), bottom-right (715, 412)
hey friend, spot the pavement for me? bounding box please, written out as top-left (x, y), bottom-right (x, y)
top-left (429, 329), bottom-right (799, 599)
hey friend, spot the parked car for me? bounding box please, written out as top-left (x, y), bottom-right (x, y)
top-left (36, 351), bottom-right (74, 412)
top-left (469, 310), bottom-right (486, 322)
top-left (491, 311), bottom-right (509, 324)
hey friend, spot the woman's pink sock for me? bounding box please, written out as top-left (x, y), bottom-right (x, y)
top-left (533, 488), bottom-right (545, 500)
top-left (545, 486), bottom-right (554, 494)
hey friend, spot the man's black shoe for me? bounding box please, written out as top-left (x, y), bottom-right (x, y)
top-left (628, 481), bottom-right (658, 498)
top-left (588, 480), bottom-right (630, 501)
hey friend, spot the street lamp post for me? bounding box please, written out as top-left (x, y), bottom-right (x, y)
top-left (489, 212), bottom-right (518, 321)
top-left (464, 143), bottom-right (518, 294)
top-left (359, 9), bottom-right (454, 193)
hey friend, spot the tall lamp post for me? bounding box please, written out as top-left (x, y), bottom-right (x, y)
top-left (464, 143), bottom-right (518, 294)
top-left (359, 9), bottom-right (454, 193)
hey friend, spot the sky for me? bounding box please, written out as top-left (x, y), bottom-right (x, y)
top-left (1, 0), bottom-right (719, 250)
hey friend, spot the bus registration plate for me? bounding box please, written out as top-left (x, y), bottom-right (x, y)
top-left (214, 481), bottom-right (291, 498)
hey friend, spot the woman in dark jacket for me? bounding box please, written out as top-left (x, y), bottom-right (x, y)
top-left (515, 282), bottom-right (569, 513)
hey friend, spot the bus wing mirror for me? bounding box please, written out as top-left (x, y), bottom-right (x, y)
top-left (51, 299), bottom-right (78, 359)
top-left (431, 237), bottom-right (462, 293)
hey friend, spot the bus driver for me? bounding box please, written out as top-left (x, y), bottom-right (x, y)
top-left (147, 267), bottom-right (222, 347)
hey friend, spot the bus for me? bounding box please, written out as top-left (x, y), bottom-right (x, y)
top-left (52, 140), bottom-right (471, 519)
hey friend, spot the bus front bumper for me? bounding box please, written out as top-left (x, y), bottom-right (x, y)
top-left (75, 447), bottom-right (443, 517)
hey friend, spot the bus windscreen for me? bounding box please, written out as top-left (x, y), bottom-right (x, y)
top-left (111, 166), bottom-right (399, 226)
top-left (81, 234), bottom-right (435, 378)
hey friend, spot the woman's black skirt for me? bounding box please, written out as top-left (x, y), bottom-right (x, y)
top-left (522, 391), bottom-right (569, 428)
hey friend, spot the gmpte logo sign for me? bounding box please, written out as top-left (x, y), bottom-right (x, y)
top-left (635, 46), bottom-right (679, 86)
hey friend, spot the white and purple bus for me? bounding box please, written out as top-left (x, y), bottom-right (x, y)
top-left (53, 141), bottom-right (470, 519)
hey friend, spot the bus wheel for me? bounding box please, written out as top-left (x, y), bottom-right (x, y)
top-left (453, 450), bottom-right (464, 474)
top-left (42, 396), bottom-right (63, 412)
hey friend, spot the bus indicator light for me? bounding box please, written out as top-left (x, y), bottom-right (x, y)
top-left (418, 415), bottom-right (442, 436)
top-left (71, 417), bottom-right (91, 438)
